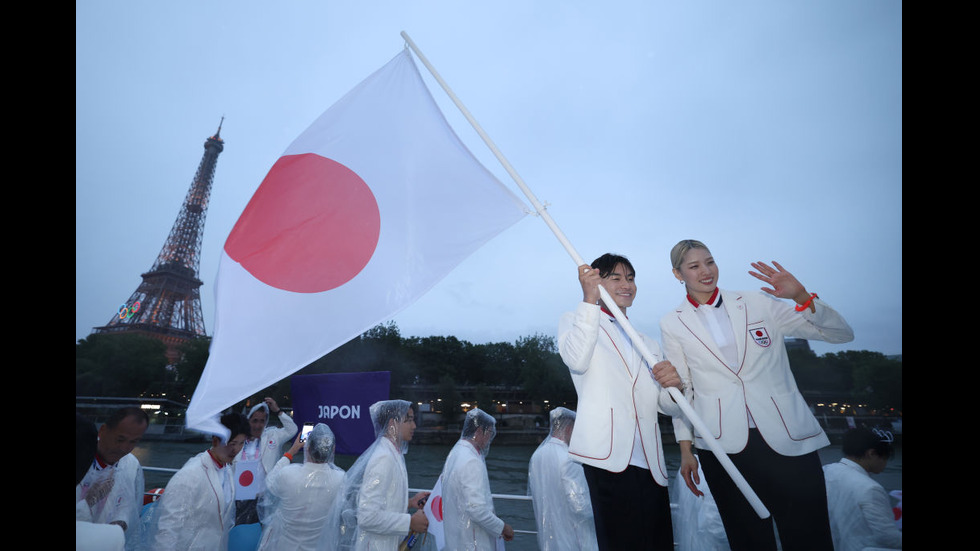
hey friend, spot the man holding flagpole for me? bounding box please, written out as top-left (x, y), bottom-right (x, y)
top-left (558, 254), bottom-right (684, 551)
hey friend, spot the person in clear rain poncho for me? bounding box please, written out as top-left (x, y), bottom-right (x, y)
top-left (440, 408), bottom-right (514, 550)
top-left (671, 457), bottom-right (730, 551)
top-left (320, 399), bottom-right (429, 551)
top-left (528, 407), bottom-right (598, 551)
top-left (75, 407), bottom-right (148, 551)
top-left (257, 423), bottom-right (346, 551)
top-left (143, 412), bottom-right (250, 551)
top-left (235, 397), bottom-right (298, 524)
top-left (76, 413), bottom-right (125, 551)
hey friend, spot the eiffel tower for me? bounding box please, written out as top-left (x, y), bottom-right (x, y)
top-left (92, 120), bottom-right (225, 363)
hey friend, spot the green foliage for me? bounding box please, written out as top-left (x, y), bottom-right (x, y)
top-left (826, 350), bottom-right (902, 410)
top-left (168, 336), bottom-right (212, 401)
top-left (437, 374), bottom-right (462, 424)
top-left (472, 383), bottom-right (494, 411)
top-left (515, 334), bottom-right (576, 407)
top-left (75, 333), bottom-right (169, 396)
top-left (789, 349), bottom-right (902, 410)
top-left (787, 348), bottom-right (852, 392)
top-left (173, 337), bottom-right (211, 385)
top-left (475, 341), bottom-right (522, 385)
top-left (77, 323), bottom-right (900, 416)
top-left (401, 335), bottom-right (477, 383)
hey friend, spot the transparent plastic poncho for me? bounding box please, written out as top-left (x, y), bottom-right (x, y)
top-left (256, 423), bottom-right (346, 551)
top-left (671, 457), bottom-right (730, 551)
top-left (440, 408), bottom-right (504, 550)
top-left (140, 450), bottom-right (237, 551)
top-left (75, 453), bottom-right (145, 551)
top-left (528, 407), bottom-right (597, 550)
top-left (319, 399), bottom-right (415, 551)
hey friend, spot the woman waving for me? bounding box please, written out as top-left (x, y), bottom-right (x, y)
top-left (660, 239), bottom-right (853, 551)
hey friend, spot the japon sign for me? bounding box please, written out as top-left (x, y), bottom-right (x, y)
top-left (290, 371), bottom-right (390, 455)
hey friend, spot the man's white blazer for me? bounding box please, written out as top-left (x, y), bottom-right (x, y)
top-left (559, 302), bottom-right (681, 486)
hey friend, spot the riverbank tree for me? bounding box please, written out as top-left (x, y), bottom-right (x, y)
top-left (75, 333), bottom-right (170, 397)
top-left (789, 348), bottom-right (902, 410)
top-left (76, 323), bottom-right (900, 413)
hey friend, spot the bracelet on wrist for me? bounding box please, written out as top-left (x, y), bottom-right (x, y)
top-left (794, 292), bottom-right (818, 313)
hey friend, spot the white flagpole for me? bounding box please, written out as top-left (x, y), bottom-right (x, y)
top-left (401, 31), bottom-right (771, 519)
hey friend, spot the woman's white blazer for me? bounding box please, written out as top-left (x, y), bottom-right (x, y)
top-left (660, 290), bottom-right (854, 456)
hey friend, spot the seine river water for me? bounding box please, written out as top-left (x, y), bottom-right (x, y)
top-left (133, 438), bottom-right (902, 551)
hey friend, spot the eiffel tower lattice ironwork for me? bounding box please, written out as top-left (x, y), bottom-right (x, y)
top-left (92, 120), bottom-right (225, 361)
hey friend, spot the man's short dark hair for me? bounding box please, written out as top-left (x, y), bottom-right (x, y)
top-left (220, 412), bottom-right (251, 440)
top-left (842, 426), bottom-right (894, 460)
top-left (591, 253), bottom-right (635, 279)
top-left (104, 406), bottom-right (150, 429)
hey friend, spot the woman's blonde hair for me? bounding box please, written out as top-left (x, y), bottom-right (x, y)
top-left (670, 239), bottom-right (710, 270)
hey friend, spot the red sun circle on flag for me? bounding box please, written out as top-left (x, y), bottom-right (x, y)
top-left (431, 495), bottom-right (443, 522)
top-left (239, 470), bottom-right (254, 486)
top-left (225, 153), bottom-right (381, 293)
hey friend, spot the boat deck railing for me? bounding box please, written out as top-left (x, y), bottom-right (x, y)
top-left (141, 466), bottom-right (687, 540)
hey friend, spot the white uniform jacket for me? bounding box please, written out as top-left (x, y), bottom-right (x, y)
top-left (75, 453), bottom-right (145, 550)
top-left (355, 437), bottom-right (412, 550)
top-left (528, 436), bottom-right (598, 551)
top-left (147, 451), bottom-right (236, 551)
top-left (260, 411), bottom-right (298, 473)
top-left (257, 456), bottom-right (345, 551)
top-left (661, 290), bottom-right (854, 456)
top-left (241, 409), bottom-right (298, 475)
top-left (442, 440), bottom-right (506, 551)
top-left (558, 302), bottom-right (682, 485)
top-left (823, 459), bottom-right (902, 551)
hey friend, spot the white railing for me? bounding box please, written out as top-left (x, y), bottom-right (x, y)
top-left (141, 470), bottom-right (686, 541)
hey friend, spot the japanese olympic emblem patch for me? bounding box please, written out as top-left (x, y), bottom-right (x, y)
top-left (750, 327), bottom-right (771, 347)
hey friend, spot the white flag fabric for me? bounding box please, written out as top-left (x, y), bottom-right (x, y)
top-left (186, 48), bottom-right (528, 437)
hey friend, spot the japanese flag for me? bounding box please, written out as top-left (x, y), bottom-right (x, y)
top-left (187, 49), bottom-right (528, 437)
top-left (423, 475), bottom-right (446, 550)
